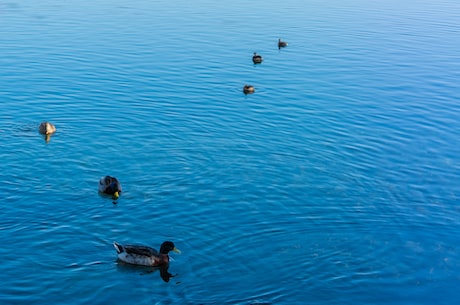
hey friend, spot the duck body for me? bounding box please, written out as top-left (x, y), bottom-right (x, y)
top-left (39, 122), bottom-right (56, 135)
top-left (243, 85), bottom-right (255, 94)
top-left (99, 176), bottom-right (122, 199)
top-left (252, 52), bottom-right (263, 64)
top-left (114, 241), bottom-right (180, 267)
top-left (278, 38), bottom-right (288, 49)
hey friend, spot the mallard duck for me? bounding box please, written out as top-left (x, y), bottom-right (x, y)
top-left (38, 122), bottom-right (56, 135)
top-left (252, 52), bottom-right (263, 64)
top-left (278, 38), bottom-right (288, 49)
top-left (114, 241), bottom-right (181, 266)
top-left (243, 84), bottom-right (255, 95)
top-left (99, 176), bottom-right (122, 199)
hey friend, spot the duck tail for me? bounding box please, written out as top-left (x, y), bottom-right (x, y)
top-left (113, 242), bottom-right (124, 254)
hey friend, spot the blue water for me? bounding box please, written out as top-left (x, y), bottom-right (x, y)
top-left (1, 0), bottom-right (460, 304)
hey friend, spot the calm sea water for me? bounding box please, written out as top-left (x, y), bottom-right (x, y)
top-left (1, 0), bottom-right (459, 304)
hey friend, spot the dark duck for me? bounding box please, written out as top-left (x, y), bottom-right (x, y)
top-left (99, 176), bottom-right (122, 199)
top-left (252, 52), bottom-right (263, 64)
top-left (243, 84), bottom-right (255, 94)
top-left (113, 241), bottom-right (181, 267)
top-left (278, 38), bottom-right (288, 49)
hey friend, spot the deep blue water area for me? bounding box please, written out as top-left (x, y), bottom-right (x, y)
top-left (1, 0), bottom-right (460, 304)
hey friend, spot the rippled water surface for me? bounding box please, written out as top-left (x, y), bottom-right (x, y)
top-left (1, 0), bottom-right (460, 304)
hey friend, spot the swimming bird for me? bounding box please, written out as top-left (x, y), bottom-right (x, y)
top-left (278, 38), bottom-right (288, 49)
top-left (243, 84), bottom-right (255, 95)
top-left (99, 176), bottom-right (122, 199)
top-left (114, 241), bottom-right (181, 266)
top-left (252, 52), bottom-right (263, 64)
top-left (38, 122), bottom-right (56, 135)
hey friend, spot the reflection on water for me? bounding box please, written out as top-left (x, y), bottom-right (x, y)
top-left (115, 261), bottom-right (176, 283)
top-left (41, 133), bottom-right (55, 143)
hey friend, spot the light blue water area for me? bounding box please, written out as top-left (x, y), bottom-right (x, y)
top-left (1, 0), bottom-right (460, 304)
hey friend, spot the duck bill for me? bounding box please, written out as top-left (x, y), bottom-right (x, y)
top-left (112, 191), bottom-right (119, 199)
top-left (173, 247), bottom-right (181, 254)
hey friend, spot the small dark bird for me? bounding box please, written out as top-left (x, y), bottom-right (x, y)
top-left (99, 176), bottom-right (122, 199)
top-left (243, 85), bottom-right (255, 95)
top-left (114, 241), bottom-right (181, 266)
top-left (252, 52), bottom-right (263, 64)
top-left (278, 38), bottom-right (288, 49)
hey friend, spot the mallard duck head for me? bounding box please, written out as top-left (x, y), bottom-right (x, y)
top-left (107, 182), bottom-right (121, 199)
top-left (160, 241), bottom-right (181, 254)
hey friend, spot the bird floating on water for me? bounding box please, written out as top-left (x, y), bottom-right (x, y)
top-left (252, 52), bottom-right (263, 64)
top-left (243, 84), bottom-right (255, 95)
top-left (38, 122), bottom-right (56, 143)
top-left (278, 38), bottom-right (288, 49)
top-left (39, 122), bottom-right (56, 135)
top-left (114, 241), bottom-right (181, 267)
top-left (99, 176), bottom-right (122, 199)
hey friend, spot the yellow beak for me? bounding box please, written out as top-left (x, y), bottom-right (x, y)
top-left (173, 247), bottom-right (181, 254)
top-left (113, 191), bottom-right (119, 199)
